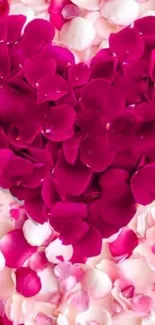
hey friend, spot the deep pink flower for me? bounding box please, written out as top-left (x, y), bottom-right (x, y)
top-left (0, 0), bottom-right (9, 21)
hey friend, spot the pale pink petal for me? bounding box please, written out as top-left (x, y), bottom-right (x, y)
top-left (112, 312), bottom-right (142, 325)
top-left (70, 290), bottom-right (89, 312)
top-left (35, 266), bottom-right (59, 302)
top-left (0, 267), bottom-right (15, 300)
top-left (60, 17), bottom-right (96, 51)
top-left (10, 4), bottom-right (35, 24)
top-left (23, 219), bottom-right (52, 246)
top-left (81, 269), bottom-right (112, 299)
top-left (131, 295), bottom-right (153, 316)
top-left (36, 313), bottom-right (54, 325)
top-left (100, 0), bottom-right (140, 25)
top-left (96, 260), bottom-right (119, 282)
top-left (119, 257), bottom-right (154, 293)
top-left (45, 238), bottom-right (73, 264)
top-left (75, 306), bottom-right (111, 325)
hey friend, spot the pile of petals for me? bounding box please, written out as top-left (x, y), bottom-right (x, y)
top-left (3, 14), bottom-right (155, 258)
top-left (1, 189), bottom-right (155, 325)
top-left (8, 0), bottom-right (155, 61)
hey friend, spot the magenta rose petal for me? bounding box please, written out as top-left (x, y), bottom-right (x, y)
top-left (63, 136), bottom-right (81, 164)
top-left (44, 104), bottom-right (76, 141)
top-left (24, 197), bottom-right (47, 224)
top-left (51, 201), bottom-right (87, 219)
top-left (0, 0), bottom-right (9, 20)
top-left (42, 44), bottom-right (75, 73)
top-left (68, 63), bottom-right (90, 87)
top-left (0, 229), bottom-right (37, 268)
top-left (74, 226), bottom-right (102, 257)
top-left (149, 49), bottom-right (155, 82)
top-left (24, 164), bottom-right (47, 189)
top-left (54, 157), bottom-right (93, 196)
top-left (37, 75), bottom-right (68, 103)
top-left (0, 43), bottom-right (10, 79)
top-left (80, 136), bottom-right (115, 172)
top-left (41, 175), bottom-right (58, 209)
top-left (77, 110), bottom-right (106, 137)
top-left (109, 27), bottom-right (144, 61)
top-left (81, 79), bottom-right (125, 119)
top-left (22, 19), bottom-right (55, 57)
top-left (24, 54), bottom-right (56, 88)
top-left (15, 267), bottom-right (41, 297)
top-left (109, 228), bottom-right (138, 257)
top-left (134, 16), bottom-right (155, 44)
top-left (99, 168), bottom-right (129, 189)
top-left (0, 18), bottom-right (7, 42)
top-left (131, 163), bottom-right (155, 205)
top-left (7, 15), bottom-right (26, 44)
top-left (2, 157), bottom-right (34, 188)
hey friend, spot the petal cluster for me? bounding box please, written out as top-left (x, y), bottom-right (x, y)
top-left (2, 15), bottom-right (155, 258)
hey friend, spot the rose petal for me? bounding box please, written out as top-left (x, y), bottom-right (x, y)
top-left (16, 267), bottom-right (41, 297)
top-left (0, 229), bottom-right (36, 268)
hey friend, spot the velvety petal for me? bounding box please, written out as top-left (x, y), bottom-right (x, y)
top-left (109, 27), bottom-right (144, 61)
top-left (68, 63), bottom-right (90, 87)
top-left (54, 157), bottom-right (93, 196)
top-left (0, 0), bottom-right (9, 20)
top-left (99, 168), bottom-right (129, 189)
top-left (24, 54), bottom-right (56, 88)
top-left (43, 104), bottom-right (76, 141)
top-left (41, 175), bottom-right (58, 209)
top-left (134, 16), bottom-right (155, 44)
top-left (0, 43), bottom-right (10, 79)
top-left (109, 228), bottom-right (138, 257)
top-left (7, 15), bottom-right (26, 43)
top-left (63, 135), bottom-right (81, 164)
top-left (22, 19), bottom-right (55, 57)
top-left (81, 79), bottom-right (125, 120)
top-left (0, 229), bottom-right (36, 268)
top-left (131, 163), bottom-right (155, 205)
top-left (24, 197), bottom-right (47, 224)
top-left (0, 17), bottom-right (7, 42)
top-left (37, 75), bottom-right (68, 103)
top-left (16, 267), bottom-right (41, 297)
top-left (80, 136), bottom-right (115, 172)
top-left (2, 157), bottom-right (34, 188)
top-left (42, 44), bottom-right (75, 73)
top-left (77, 110), bottom-right (106, 137)
top-left (74, 225), bottom-right (102, 257)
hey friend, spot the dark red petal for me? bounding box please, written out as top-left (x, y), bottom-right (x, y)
top-left (16, 267), bottom-right (41, 297)
top-left (24, 55), bottom-right (56, 88)
top-left (2, 157), bottom-right (34, 186)
top-left (109, 27), bottom-right (144, 61)
top-left (68, 63), bottom-right (90, 87)
top-left (37, 75), bottom-right (68, 103)
top-left (63, 136), bottom-right (81, 164)
top-left (22, 19), bottom-right (55, 57)
top-left (0, 229), bottom-right (36, 268)
top-left (44, 104), bottom-right (76, 141)
top-left (131, 163), bottom-right (155, 205)
top-left (42, 44), bottom-right (75, 73)
top-left (80, 136), bottom-right (115, 172)
top-left (0, 43), bottom-right (10, 79)
top-left (7, 15), bottom-right (26, 43)
top-left (24, 197), bottom-right (47, 224)
top-left (0, 0), bottom-right (9, 20)
top-left (51, 201), bottom-right (87, 219)
top-left (41, 175), bottom-right (58, 209)
top-left (99, 168), bottom-right (129, 189)
top-left (54, 157), bottom-right (93, 196)
top-left (81, 79), bottom-right (125, 120)
top-left (74, 226), bottom-right (102, 257)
